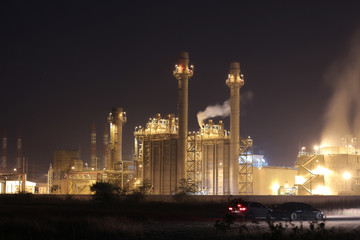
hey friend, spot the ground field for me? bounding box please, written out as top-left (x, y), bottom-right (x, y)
top-left (1, 195), bottom-right (360, 239)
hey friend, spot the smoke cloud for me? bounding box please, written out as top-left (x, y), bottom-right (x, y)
top-left (321, 31), bottom-right (360, 146)
top-left (197, 91), bottom-right (253, 127)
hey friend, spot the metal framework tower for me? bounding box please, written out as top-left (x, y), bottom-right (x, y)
top-left (173, 52), bottom-right (193, 188)
top-left (2, 129), bottom-right (7, 173)
top-left (226, 62), bottom-right (244, 195)
top-left (47, 163), bottom-right (54, 193)
top-left (239, 137), bottom-right (254, 194)
top-left (91, 121), bottom-right (96, 169)
top-left (186, 132), bottom-right (202, 191)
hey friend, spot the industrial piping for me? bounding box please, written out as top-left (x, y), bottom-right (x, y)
top-left (173, 52), bottom-right (193, 188)
top-left (226, 62), bottom-right (244, 195)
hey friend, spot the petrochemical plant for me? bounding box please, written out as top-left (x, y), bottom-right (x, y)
top-left (2, 52), bottom-right (360, 196)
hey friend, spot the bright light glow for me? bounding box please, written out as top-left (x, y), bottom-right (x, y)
top-left (314, 145), bottom-right (319, 151)
top-left (229, 207), bottom-right (233, 211)
top-left (13, 168), bottom-right (17, 171)
top-left (312, 166), bottom-right (332, 176)
top-left (301, 146), bottom-right (306, 151)
top-left (284, 183), bottom-right (289, 188)
top-left (312, 185), bottom-right (331, 195)
top-left (343, 172), bottom-right (351, 180)
top-left (295, 175), bottom-right (306, 185)
top-left (271, 183), bottom-right (280, 195)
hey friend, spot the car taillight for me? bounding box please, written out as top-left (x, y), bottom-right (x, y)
top-left (229, 207), bottom-right (233, 211)
top-left (237, 204), bottom-right (242, 208)
top-left (239, 207), bottom-right (247, 211)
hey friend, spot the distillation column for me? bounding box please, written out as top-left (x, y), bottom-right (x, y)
top-left (173, 52), bottom-right (193, 187)
top-left (108, 108), bottom-right (127, 171)
top-left (226, 62), bottom-right (244, 195)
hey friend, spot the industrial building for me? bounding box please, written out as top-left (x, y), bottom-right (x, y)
top-left (50, 108), bottom-right (135, 194)
top-left (295, 138), bottom-right (360, 195)
top-left (133, 53), bottom-right (254, 195)
top-left (1, 129), bottom-right (30, 193)
top-left (47, 52), bottom-right (255, 196)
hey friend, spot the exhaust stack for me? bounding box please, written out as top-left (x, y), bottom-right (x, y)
top-left (226, 62), bottom-right (244, 195)
top-left (108, 107), bottom-right (127, 171)
top-left (173, 52), bottom-right (194, 186)
top-left (2, 129), bottom-right (7, 173)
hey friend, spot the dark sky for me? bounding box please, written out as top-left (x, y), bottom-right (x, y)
top-left (2, 1), bottom-right (360, 181)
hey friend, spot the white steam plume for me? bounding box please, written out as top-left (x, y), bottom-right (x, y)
top-left (321, 31), bottom-right (360, 146)
top-left (197, 91), bottom-right (253, 127)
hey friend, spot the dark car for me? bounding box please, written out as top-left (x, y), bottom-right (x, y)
top-left (228, 201), bottom-right (272, 220)
top-left (271, 202), bottom-right (324, 221)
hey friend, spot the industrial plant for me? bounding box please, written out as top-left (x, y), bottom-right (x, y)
top-left (2, 52), bottom-right (360, 196)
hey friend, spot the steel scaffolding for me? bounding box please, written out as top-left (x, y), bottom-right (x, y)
top-left (239, 137), bottom-right (254, 195)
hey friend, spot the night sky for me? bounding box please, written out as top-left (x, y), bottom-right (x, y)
top-left (2, 1), bottom-right (360, 181)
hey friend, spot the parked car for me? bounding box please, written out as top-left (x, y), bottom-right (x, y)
top-left (271, 202), bottom-right (324, 221)
top-left (228, 201), bottom-right (272, 220)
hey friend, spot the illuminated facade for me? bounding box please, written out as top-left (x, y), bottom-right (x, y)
top-left (296, 144), bottom-right (360, 195)
top-left (253, 166), bottom-right (297, 195)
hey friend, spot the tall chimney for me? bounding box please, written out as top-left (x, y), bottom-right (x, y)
top-left (103, 123), bottom-right (109, 170)
top-left (173, 52), bottom-right (194, 188)
top-left (108, 107), bottom-right (127, 171)
top-left (91, 121), bottom-right (96, 169)
top-left (226, 62), bottom-right (244, 195)
top-left (2, 129), bottom-right (7, 173)
top-left (17, 129), bottom-right (22, 169)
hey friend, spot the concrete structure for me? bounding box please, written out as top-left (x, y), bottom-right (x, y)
top-left (53, 150), bottom-right (82, 194)
top-left (296, 145), bottom-right (360, 195)
top-left (253, 166), bottom-right (297, 195)
top-left (108, 107), bottom-right (127, 171)
top-left (173, 52), bottom-right (193, 187)
top-left (226, 62), bottom-right (244, 195)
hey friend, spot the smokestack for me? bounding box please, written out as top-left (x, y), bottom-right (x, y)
top-left (108, 107), bottom-right (127, 171)
top-left (2, 129), bottom-right (7, 173)
top-left (17, 129), bottom-right (22, 169)
top-left (104, 123), bottom-right (109, 170)
top-left (226, 62), bottom-right (244, 195)
top-left (91, 121), bottom-right (96, 169)
top-left (173, 52), bottom-right (194, 187)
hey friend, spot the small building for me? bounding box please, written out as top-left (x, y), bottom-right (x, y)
top-left (0, 181), bottom-right (36, 194)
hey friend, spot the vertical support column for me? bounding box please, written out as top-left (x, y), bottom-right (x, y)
top-left (226, 62), bottom-right (244, 195)
top-left (173, 52), bottom-right (194, 189)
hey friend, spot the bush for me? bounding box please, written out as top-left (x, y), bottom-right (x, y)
top-left (90, 181), bottom-right (124, 202)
